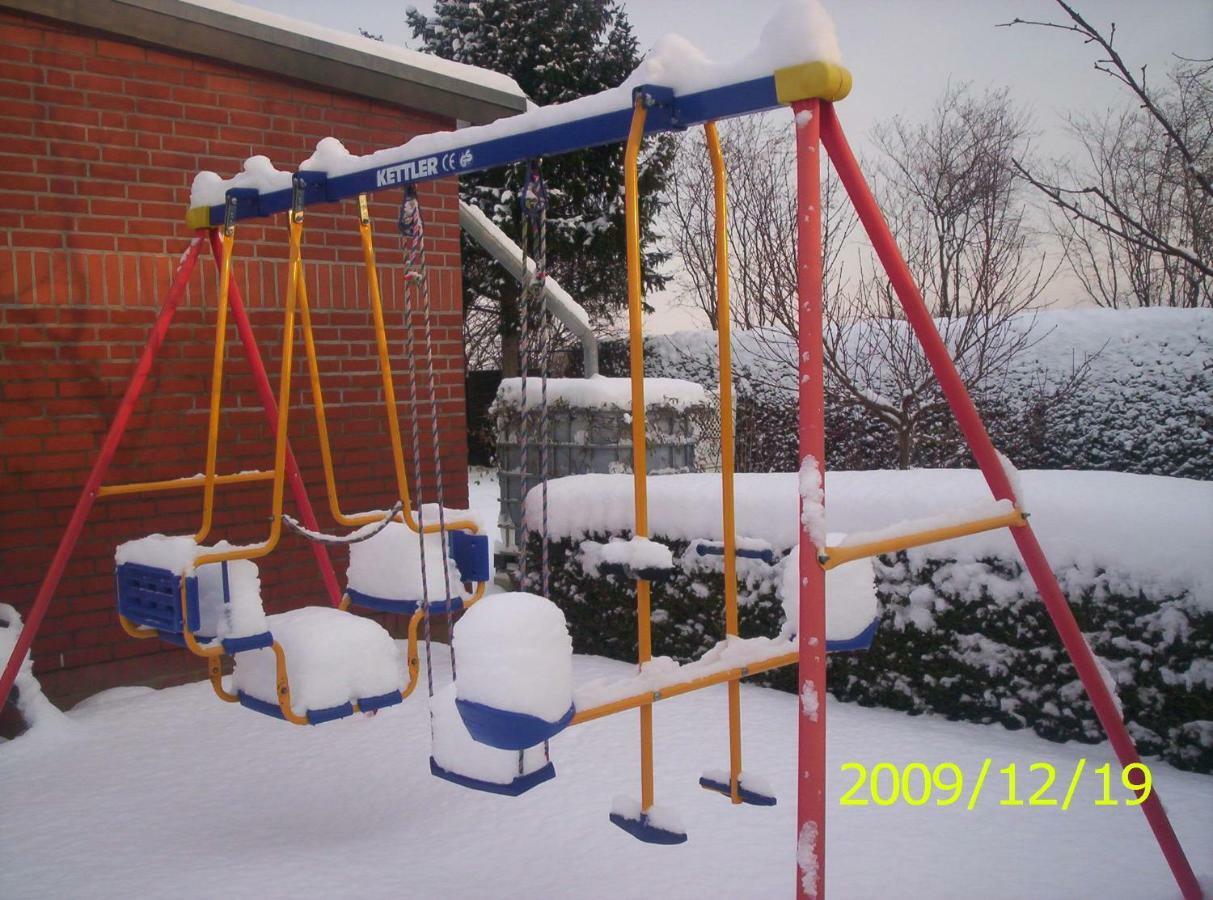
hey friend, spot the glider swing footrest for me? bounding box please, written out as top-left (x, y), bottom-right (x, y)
top-left (698, 774), bottom-right (777, 806)
top-left (429, 757), bottom-right (556, 796)
top-left (609, 811), bottom-right (688, 845)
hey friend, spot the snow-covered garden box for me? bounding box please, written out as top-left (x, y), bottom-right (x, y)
top-left (527, 469), bottom-right (1213, 772)
top-left (493, 376), bottom-right (710, 550)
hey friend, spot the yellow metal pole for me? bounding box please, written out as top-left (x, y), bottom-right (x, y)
top-left (357, 195), bottom-right (413, 519)
top-left (194, 210), bottom-right (304, 570)
top-left (704, 120), bottom-right (744, 804)
top-left (354, 197), bottom-right (480, 536)
top-left (819, 509), bottom-right (1027, 570)
top-left (98, 469), bottom-right (274, 498)
top-left (195, 222), bottom-right (236, 543)
top-left (624, 97), bottom-right (655, 813)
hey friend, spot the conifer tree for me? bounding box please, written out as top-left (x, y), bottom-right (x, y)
top-left (406, 0), bottom-right (672, 372)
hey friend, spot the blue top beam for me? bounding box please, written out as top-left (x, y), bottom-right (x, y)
top-left (194, 76), bottom-right (782, 226)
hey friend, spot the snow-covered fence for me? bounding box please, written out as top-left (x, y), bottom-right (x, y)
top-left (627, 308), bottom-right (1213, 479)
top-left (527, 469), bottom-right (1213, 772)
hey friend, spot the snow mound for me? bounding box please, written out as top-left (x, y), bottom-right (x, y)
top-left (347, 520), bottom-right (469, 603)
top-left (580, 536), bottom-right (674, 576)
top-left (0, 604), bottom-right (64, 731)
top-left (454, 593), bottom-right (573, 722)
top-left (231, 607), bottom-right (404, 715)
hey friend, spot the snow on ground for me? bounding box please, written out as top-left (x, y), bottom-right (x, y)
top-left (1, 652), bottom-right (1210, 899)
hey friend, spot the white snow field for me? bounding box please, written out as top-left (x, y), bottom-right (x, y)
top-left (1, 652), bottom-right (1210, 899)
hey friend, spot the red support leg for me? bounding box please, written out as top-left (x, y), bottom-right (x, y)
top-left (0, 236), bottom-right (206, 710)
top-left (819, 101), bottom-right (1203, 900)
top-left (205, 229), bottom-right (341, 607)
top-left (794, 98), bottom-right (827, 900)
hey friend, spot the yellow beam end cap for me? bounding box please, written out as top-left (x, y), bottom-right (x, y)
top-left (185, 205), bottom-right (212, 229)
top-left (774, 60), bottom-right (852, 104)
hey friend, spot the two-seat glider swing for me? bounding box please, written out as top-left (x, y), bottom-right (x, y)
top-left (0, 14), bottom-right (1202, 899)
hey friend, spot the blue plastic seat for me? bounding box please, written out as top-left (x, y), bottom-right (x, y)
top-left (429, 756), bottom-right (556, 796)
top-left (115, 559), bottom-right (275, 654)
top-left (455, 698), bottom-right (574, 751)
top-left (698, 773), bottom-right (777, 806)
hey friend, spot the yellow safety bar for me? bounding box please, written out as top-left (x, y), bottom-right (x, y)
top-left (623, 96), bottom-right (657, 814)
top-left (98, 470), bottom-right (274, 498)
top-left (819, 508), bottom-right (1028, 570)
top-left (296, 195), bottom-right (479, 536)
top-left (195, 222), bottom-right (237, 543)
top-left (704, 120), bottom-right (745, 805)
top-left (570, 649), bottom-right (798, 726)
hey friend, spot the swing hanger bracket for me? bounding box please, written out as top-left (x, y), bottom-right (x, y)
top-left (222, 188), bottom-right (259, 233)
top-left (630, 84), bottom-right (684, 131)
top-left (520, 159), bottom-right (547, 227)
top-left (398, 184), bottom-right (422, 239)
top-left (291, 170), bottom-right (328, 216)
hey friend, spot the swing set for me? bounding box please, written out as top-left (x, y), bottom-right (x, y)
top-left (0, 28), bottom-right (1202, 900)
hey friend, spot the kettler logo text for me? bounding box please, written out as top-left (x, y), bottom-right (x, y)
top-left (376, 156), bottom-right (440, 187)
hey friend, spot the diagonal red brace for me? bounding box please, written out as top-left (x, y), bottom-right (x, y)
top-left (819, 101), bottom-right (1202, 900)
top-left (0, 238), bottom-right (206, 711)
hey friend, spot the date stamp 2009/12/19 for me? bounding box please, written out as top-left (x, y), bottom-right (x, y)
top-left (839, 759), bottom-right (1152, 810)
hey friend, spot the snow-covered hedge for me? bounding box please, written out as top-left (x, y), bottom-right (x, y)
top-left (526, 469), bottom-right (1213, 772)
top-left (623, 308), bottom-right (1212, 479)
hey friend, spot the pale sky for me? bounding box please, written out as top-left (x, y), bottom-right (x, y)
top-left (236, 0), bottom-right (1212, 331)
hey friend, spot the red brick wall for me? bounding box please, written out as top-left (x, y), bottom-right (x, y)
top-left (0, 10), bottom-right (471, 703)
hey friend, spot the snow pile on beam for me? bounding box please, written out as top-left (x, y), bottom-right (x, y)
top-left (191, 0), bottom-right (843, 207)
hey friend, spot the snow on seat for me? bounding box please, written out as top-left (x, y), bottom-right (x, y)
top-left (114, 534), bottom-right (271, 653)
top-left (345, 520), bottom-right (489, 615)
top-left (780, 534), bottom-right (880, 651)
top-left (453, 592), bottom-right (574, 750)
top-left (231, 606), bottom-right (405, 724)
top-left (579, 536), bottom-right (675, 583)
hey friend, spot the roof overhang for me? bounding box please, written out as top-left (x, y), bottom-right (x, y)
top-left (3, 0), bottom-right (528, 124)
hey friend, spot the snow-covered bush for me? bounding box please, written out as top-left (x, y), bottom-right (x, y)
top-left (528, 469), bottom-right (1213, 772)
top-left (624, 308), bottom-right (1212, 479)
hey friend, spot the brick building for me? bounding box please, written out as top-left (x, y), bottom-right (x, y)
top-left (0, 0), bottom-right (525, 707)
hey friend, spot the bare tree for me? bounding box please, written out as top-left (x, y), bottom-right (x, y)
top-left (664, 114), bottom-right (855, 335)
top-left (1001, 2), bottom-right (1212, 301)
top-left (823, 84), bottom-right (1062, 467)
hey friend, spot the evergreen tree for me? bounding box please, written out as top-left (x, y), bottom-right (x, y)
top-left (406, 0), bottom-right (672, 372)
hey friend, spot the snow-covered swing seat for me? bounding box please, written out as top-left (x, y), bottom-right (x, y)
top-left (343, 521), bottom-right (491, 616)
top-left (116, 534), bottom-right (409, 725)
